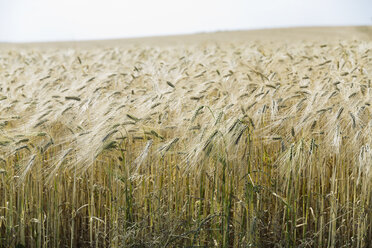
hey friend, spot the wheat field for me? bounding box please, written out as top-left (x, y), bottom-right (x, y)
top-left (0, 27), bottom-right (371, 247)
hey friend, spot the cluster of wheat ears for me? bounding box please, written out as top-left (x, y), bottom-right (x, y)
top-left (0, 39), bottom-right (371, 247)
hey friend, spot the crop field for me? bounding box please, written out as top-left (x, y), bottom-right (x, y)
top-left (0, 28), bottom-right (371, 247)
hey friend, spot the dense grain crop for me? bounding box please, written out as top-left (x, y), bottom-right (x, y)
top-left (0, 30), bottom-right (371, 247)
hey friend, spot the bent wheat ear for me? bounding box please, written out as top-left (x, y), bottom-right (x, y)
top-left (65, 96), bottom-right (81, 101)
top-left (133, 140), bottom-right (153, 172)
top-left (126, 114), bottom-right (140, 122)
top-left (336, 107), bottom-right (344, 119)
top-left (166, 81), bottom-right (175, 88)
top-left (203, 130), bottom-right (218, 151)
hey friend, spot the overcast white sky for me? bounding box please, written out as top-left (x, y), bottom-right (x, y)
top-left (0, 0), bottom-right (371, 42)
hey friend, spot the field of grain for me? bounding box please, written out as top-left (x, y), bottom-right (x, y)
top-left (0, 27), bottom-right (371, 247)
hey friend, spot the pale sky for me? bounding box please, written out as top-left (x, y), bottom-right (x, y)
top-left (0, 0), bottom-right (371, 42)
